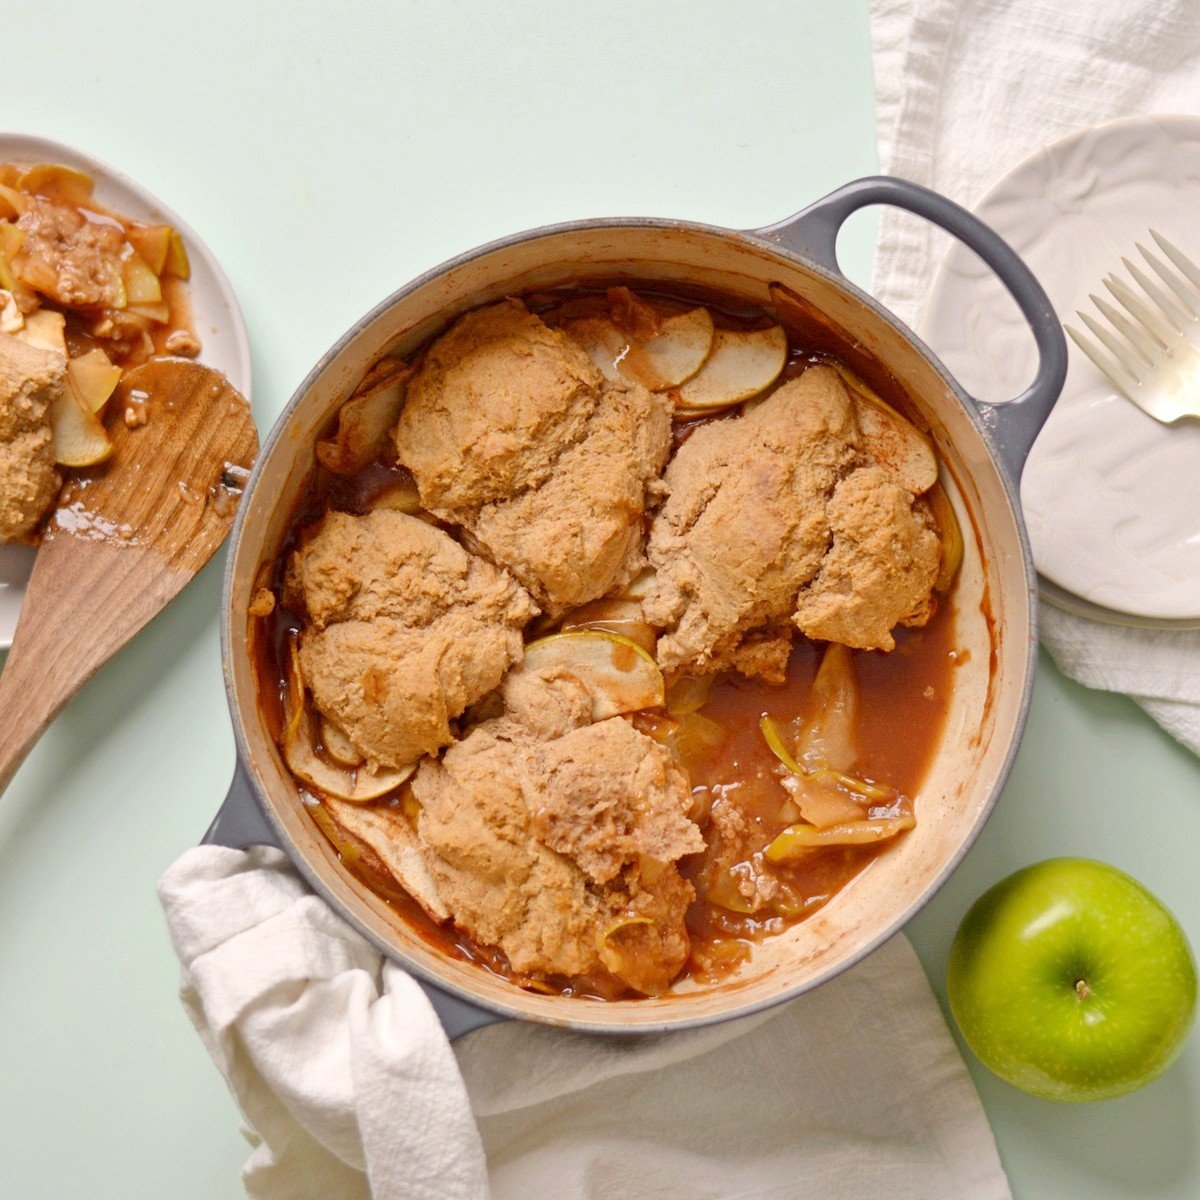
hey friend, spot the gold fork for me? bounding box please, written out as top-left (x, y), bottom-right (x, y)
top-left (1064, 230), bottom-right (1200, 423)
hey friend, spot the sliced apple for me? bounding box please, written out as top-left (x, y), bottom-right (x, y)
top-left (121, 250), bottom-right (162, 305)
top-left (665, 673), bottom-right (713, 717)
top-left (127, 223), bottom-right (172, 275)
top-left (0, 189), bottom-right (22, 221)
top-left (319, 797), bottom-right (450, 922)
top-left (759, 714), bottom-right (895, 803)
top-left (558, 597), bottom-right (656, 654)
top-left (369, 476), bottom-right (423, 514)
top-left (51, 389), bottom-right (113, 467)
top-left (67, 348), bottom-right (122, 414)
top-left (287, 717), bottom-right (413, 802)
top-left (17, 163), bottom-right (94, 205)
top-left (563, 316), bottom-right (627, 382)
top-left (675, 325), bottom-right (788, 410)
top-left (283, 641), bottom-right (415, 802)
top-left (164, 229), bottom-right (190, 280)
top-left (564, 306), bottom-right (715, 393)
top-left (0, 223), bottom-right (22, 292)
top-left (618, 566), bottom-right (657, 601)
top-left (321, 716), bottom-right (363, 767)
top-left (126, 301), bottom-right (170, 325)
top-left (521, 629), bottom-right (664, 719)
top-left (927, 479), bottom-right (963, 592)
top-left (316, 365), bottom-right (411, 475)
top-left (16, 309), bottom-right (66, 355)
top-left (783, 779), bottom-right (868, 830)
top-left (0, 220), bottom-right (24, 260)
top-left (764, 815), bottom-right (915, 859)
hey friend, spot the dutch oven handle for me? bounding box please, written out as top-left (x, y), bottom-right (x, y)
top-left (753, 175), bottom-right (1068, 480)
top-left (202, 758), bottom-right (505, 1040)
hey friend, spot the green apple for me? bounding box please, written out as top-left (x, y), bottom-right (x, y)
top-left (947, 858), bottom-right (1196, 1102)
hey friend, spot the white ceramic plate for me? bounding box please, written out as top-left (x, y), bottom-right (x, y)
top-left (0, 132), bottom-right (252, 648)
top-left (924, 113), bottom-right (1200, 624)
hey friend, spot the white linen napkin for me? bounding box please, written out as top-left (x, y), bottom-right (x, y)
top-left (869, 0), bottom-right (1200, 756)
top-left (159, 845), bottom-right (1010, 1199)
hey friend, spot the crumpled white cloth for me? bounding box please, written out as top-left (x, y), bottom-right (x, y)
top-left (869, 0), bottom-right (1200, 755)
top-left (160, 845), bottom-right (1010, 1199)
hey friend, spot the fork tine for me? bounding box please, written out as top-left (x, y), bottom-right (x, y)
top-left (1138, 243), bottom-right (1200, 317)
top-left (1078, 311), bottom-right (1145, 382)
top-left (1066, 322), bottom-right (1141, 395)
top-left (1150, 230), bottom-right (1200, 296)
top-left (1121, 257), bottom-right (1189, 332)
top-left (1104, 274), bottom-right (1176, 346)
top-left (1091, 293), bottom-right (1164, 366)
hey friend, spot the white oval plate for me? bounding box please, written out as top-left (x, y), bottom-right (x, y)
top-left (924, 113), bottom-right (1200, 623)
top-left (0, 132), bottom-right (252, 648)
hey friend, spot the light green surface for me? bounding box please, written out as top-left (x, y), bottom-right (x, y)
top-left (0, 3), bottom-right (1195, 1198)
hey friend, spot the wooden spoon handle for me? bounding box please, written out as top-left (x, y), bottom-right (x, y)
top-left (0, 537), bottom-right (156, 792)
top-left (0, 630), bottom-right (78, 793)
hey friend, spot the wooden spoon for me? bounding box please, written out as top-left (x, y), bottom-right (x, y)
top-left (0, 358), bottom-right (257, 792)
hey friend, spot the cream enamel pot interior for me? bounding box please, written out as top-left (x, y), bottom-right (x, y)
top-left (204, 177), bottom-right (1067, 1039)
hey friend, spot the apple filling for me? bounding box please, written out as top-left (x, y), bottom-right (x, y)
top-left (255, 284), bottom-right (964, 999)
top-left (0, 161), bottom-right (197, 543)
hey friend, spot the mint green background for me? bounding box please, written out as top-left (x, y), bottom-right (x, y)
top-left (0, 3), bottom-right (1196, 1197)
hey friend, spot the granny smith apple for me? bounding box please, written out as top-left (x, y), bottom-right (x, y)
top-left (947, 858), bottom-right (1196, 1102)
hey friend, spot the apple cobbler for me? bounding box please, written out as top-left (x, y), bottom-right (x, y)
top-left (253, 284), bottom-right (965, 998)
top-left (0, 162), bottom-right (196, 543)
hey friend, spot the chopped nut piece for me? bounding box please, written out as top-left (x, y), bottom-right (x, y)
top-left (164, 329), bottom-right (202, 357)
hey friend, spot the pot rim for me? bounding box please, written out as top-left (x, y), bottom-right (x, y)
top-left (218, 213), bottom-right (1040, 1034)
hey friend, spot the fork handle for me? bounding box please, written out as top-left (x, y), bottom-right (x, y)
top-left (754, 175), bottom-right (1068, 481)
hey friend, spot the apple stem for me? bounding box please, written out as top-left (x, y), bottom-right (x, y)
top-left (1075, 979), bottom-right (1091, 1001)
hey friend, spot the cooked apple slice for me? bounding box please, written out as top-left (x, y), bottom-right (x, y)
top-left (564, 307), bottom-right (715, 391)
top-left (0, 188), bottom-right (24, 220)
top-left (0, 222), bottom-right (23, 292)
top-left (521, 629), bottom-right (664, 719)
top-left (164, 229), bottom-right (190, 280)
top-left (0, 220), bottom-right (23, 259)
top-left (633, 307), bottom-right (714, 388)
top-left (558, 598), bottom-right (656, 654)
top-left (759, 714), bottom-right (895, 802)
top-left (287, 715), bottom-right (413, 803)
top-left (126, 301), bottom-right (170, 325)
top-left (17, 163), bottom-right (94, 205)
top-left (368, 476), bottom-right (422, 514)
top-left (0, 249), bottom-right (17, 294)
top-left (51, 389), bottom-right (113, 467)
top-left (617, 566), bottom-right (657, 601)
top-left (17, 309), bottom-right (66, 356)
top-left (828, 363), bottom-right (936, 495)
top-left (675, 325), bottom-right (788, 410)
top-left (283, 641), bottom-right (414, 802)
top-left (764, 815), bottom-right (915, 859)
top-left (321, 716), bottom-right (363, 767)
top-left (665, 673), bottom-right (713, 717)
top-left (316, 365), bottom-right (411, 475)
top-left (318, 797), bottom-right (450, 922)
top-left (67, 348), bottom-right (122, 414)
top-left (122, 250), bottom-right (162, 305)
top-left (563, 316), bottom-right (627, 382)
top-left (127, 223), bottom-right (173, 275)
top-left (926, 479), bottom-right (964, 592)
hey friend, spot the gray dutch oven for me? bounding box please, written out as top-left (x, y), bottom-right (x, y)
top-left (203, 176), bottom-right (1067, 1039)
